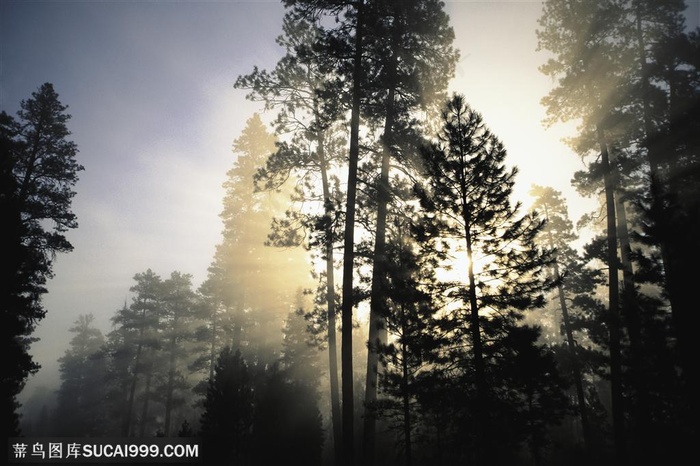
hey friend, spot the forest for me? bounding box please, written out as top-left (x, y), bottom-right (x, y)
top-left (2, 0), bottom-right (699, 465)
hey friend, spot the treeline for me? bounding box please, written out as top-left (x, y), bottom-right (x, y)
top-left (5, 0), bottom-right (699, 465)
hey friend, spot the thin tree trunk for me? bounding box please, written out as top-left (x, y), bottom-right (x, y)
top-left (363, 6), bottom-right (402, 462)
top-left (319, 131), bottom-right (342, 463)
top-left (542, 204), bottom-right (592, 454)
top-left (340, 2), bottom-right (365, 463)
top-left (597, 124), bottom-right (625, 465)
top-left (465, 221), bottom-right (487, 464)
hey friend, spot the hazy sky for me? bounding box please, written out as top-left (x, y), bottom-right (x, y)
top-left (2, 0), bottom-right (697, 400)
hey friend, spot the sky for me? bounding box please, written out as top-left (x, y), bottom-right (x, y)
top-left (2, 0), bottom-right (698, 402)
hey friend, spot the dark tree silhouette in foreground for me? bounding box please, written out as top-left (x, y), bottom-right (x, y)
top-left (200, 347), bottom-right (254, 465)
top-left (1, 83), bottom-right (82, 437)
top-left (417, 94), bottom-right (564, 465)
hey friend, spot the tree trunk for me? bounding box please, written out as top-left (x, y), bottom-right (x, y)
top-left (319, 131), bottom-right (342, 462)
top-left (597, 124), bottom-right (625, 464)
top-left (340, 2), bottom-right (365, 463)
top-left (363, 6), bottom-right (402, 462)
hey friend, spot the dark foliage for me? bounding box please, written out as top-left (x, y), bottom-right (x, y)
top-left (1, 83), bottom-right (82, 438)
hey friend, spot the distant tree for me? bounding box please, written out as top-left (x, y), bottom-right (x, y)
top-left (1, 83), bottom-right (82, 436)
top-left (109, 269), bottom-right (164, 436)
top-left (200, 347), bottom-right (254, 465)
top-left (529, 185), bottom-right (593, 453)
top-left (54, 314), bottom-right (108, 437)
top-left (190, 273), bottom-right (238, 398)
top-left (158, 272), bottom-right (198, 436)
top-left (417, 95), bottom-right (561, 464)
top-left (205, 114), bottom-right (308, 366)
top-left (103, 302), bottom-right (140, 436)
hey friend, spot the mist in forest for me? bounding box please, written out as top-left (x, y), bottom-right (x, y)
top-left (3, 1), bottom-right (700, 465)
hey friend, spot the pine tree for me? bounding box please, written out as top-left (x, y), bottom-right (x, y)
top-left (54, 314), bottom-right (108, 437)
top-left (159, 272), bottom-right (198, 436)
top-left (358, 4), bottom-right (458, 461)
top-left (529, 185), bottom-right (594, 456)
top-left (109, 269), bottom-right (164, 436)
top-left (537, 1), bottom-right (700, 459)
top-left (374, 207), bottom-right (444, 466)
top-left (417, 95), bottom-right (561, 464)
top-left (205, 114), bottom-right (309, 366)
top-left (200, 347), bottom-right (254, 465)
top-left (1, 83), bottom-right (82, 436)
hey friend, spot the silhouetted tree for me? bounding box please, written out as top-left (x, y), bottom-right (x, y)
top-left (200, 347), bottom-right (254, 465)
top-left (357, 4), bottom-right (458, 462)
top-left (109, 269), bottom-right (164, 436)
top-left (374, 209), bottom-right (444, 466)
top-left (1, 83), bottom-right (82, 436)
top-left (417, 95), bottom-right (561, 464)
top-left (529, 185), bottom-right (593, 454)
top-left (537, 1), bottom-right (700, 460)
top-left (252, 310), bottom-right (324, 466)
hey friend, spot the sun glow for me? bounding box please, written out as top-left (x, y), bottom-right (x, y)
top-left (436, 247), bottom-right (492, 285)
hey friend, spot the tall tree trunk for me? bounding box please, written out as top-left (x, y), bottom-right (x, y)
top-left (362, 59), bottom-right (396, 466)
top-left (319, 131), bottom-right (342, 463)
top-left (597, 124), bottom-right (625, 465)
top-left (340, 2), bottom-right (364, 463)
top-left (363, 6), bottom-right (402, 462)
top-left (464, 221), bottom-right (487, 464)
